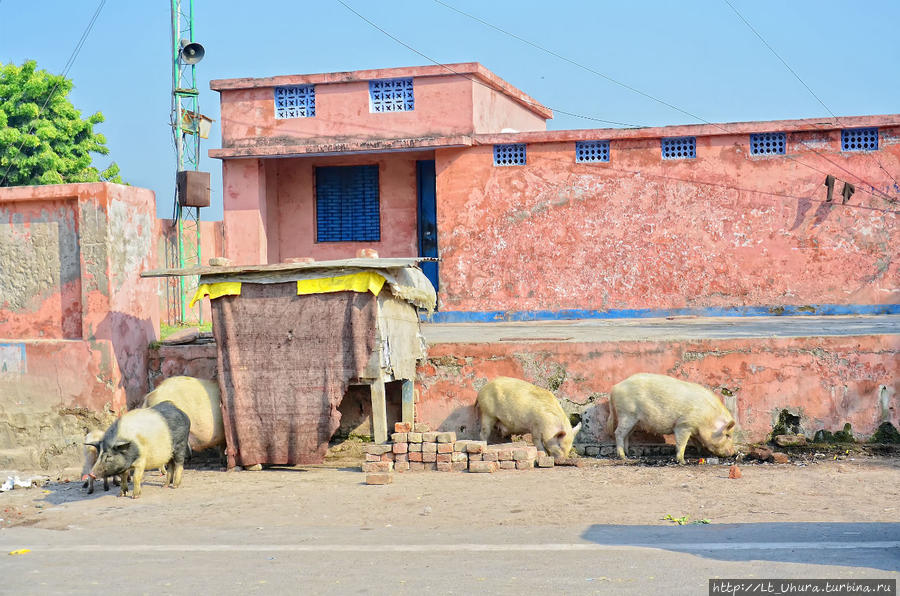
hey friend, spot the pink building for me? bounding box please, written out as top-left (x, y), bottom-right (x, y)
top-left (208, 63), bottom-right (899, 444)
top-left (210, 63), bottom-right (898, 321)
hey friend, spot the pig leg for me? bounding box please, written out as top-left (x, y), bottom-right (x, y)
top-left (479, 412), bottom-right (497, 442)
top-left (673, 425), bottom-right (693, 465)
top-left (102, 476), bottom-right (109, 492)
top-left (86, 476), bottom-right (95, 495)
top-left (131, 461), bottom-right (146, 499)
top-left (614, 416), bottom-right (638, 460)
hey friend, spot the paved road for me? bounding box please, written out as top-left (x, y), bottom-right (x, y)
top-left (2, 522), bottom-right (897, 595)
top-left (421, 314), bottom-right (900, 344)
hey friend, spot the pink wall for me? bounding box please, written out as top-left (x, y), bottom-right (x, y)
top-left (416, 335), bottom-right (900, 444)
top-left (472, 81), bottom-right (547, 134)
top-left (222, 152), bottom-right (428, 265)
top-left (434, 121), bottom-right (899, 313)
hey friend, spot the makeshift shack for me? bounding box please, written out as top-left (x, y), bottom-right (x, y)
top-left (142, 258), bottom-right (435, 468)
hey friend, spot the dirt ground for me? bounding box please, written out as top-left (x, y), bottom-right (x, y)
top-left (2, 447), bottom-right (898, 533)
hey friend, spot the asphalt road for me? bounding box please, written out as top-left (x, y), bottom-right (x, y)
top-left (2, 522), bottom-right (897, 595)
top-left (421, 314), bottom-right (900, 344)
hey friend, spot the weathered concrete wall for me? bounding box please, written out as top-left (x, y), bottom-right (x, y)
top-left (0, 183), bottom-right (159, 471)
top-left (416, 335), bottom-right (899, 445)
top-left (434, 119), bottom-right (899, 316)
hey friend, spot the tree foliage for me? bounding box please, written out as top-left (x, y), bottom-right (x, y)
top-left (0, 60), bottom-right (122, 186)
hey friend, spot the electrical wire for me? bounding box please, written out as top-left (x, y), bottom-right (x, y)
top-left (721, 0), bottom-right (900, 191)
top-left (335, 0), bottom-right (640, 128)
top-left (0, 0), bottom-right (107, 186)
top-left (432, 0), bottom-right (897, 203)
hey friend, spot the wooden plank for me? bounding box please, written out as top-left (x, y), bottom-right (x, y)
top-left (370, 377), bottom-right (388, 445)
top-left (401, 379), bottom-right (415, 424)
top-left (140, 257), bottom-right (437, 278)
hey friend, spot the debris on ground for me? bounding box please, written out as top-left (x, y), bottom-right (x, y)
top-left (1, 475), bottom-right (48, 492)
top-left (728, 465), bottom-right (742, 479)
top-left (774, 434), bottom-right (807, 447)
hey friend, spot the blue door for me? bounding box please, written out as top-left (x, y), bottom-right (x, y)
top-left (416, 160), bottom-right (438, 292)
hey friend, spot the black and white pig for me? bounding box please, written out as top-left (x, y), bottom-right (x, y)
top-left (88, 402), bottom-right (191, 499)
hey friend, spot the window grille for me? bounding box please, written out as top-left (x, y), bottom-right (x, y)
top-left (750, 132), bottom-right (786, 155)
top-left (369, 78), bottom-right (414, 112)
top-left (661, 137), bottom-right (696, 159)
top-left (841, 127), bottom-right (878, 151)
top-left (493, 143), bottom-right (527, 166)
top-left (575, 140), bottom-right (610, 162)
top-left (274, 85), bottom-right (315, 119)
top-left (315, 165), bottom-right (380, 242)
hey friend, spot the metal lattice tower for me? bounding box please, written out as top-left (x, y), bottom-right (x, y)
top-left (168, 0), bottom-right (202, 324)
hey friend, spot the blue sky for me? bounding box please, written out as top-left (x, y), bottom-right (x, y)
top-left (2, 1), bottom-right (897, 221)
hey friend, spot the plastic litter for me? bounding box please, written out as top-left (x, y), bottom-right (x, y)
top-left (9, 549), bottom-right (30, 556)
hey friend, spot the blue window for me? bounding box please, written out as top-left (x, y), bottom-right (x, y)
top-left (274, 85), bottom-right (315, 119)
top-left (661, 137), bottom-right (696, 159)
top-left (575, 140), bottom-right (610, 162)
top-left (750, 132), bottom-right (786, 155)
top-left (369, 78), bottom-right (414, 112)
top-left (315, 165), bottom-right (380, 242)
top-left (493, 143), bottom-right (526, 166)
top-left (841, 127), bottom-right (878, 151)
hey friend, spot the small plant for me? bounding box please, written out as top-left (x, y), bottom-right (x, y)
top-left (663, 514), bottom-right (710, 525)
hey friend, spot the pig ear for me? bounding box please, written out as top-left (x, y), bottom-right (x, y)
top-left (84, 440), bottom-right (101, 450)
top-left (555, 430), bottom-right (566, 440)
top-left (572, 422), bottom-right (582, 436)
top-left (725, 420), bottom-right (736, 431)
top-left (112, 440), bottom-right (132, 451)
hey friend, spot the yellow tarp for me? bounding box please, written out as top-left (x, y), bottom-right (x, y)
top-left (189, 282), bottom-right (242, 308)
top-left (296, 272), bottom-right (386, 297)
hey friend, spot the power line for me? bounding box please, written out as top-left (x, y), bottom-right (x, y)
top-left (432, 0), bottom-right (897, 203)
top-left (0, 0), bottom-right (107, 186)
top-left (335, 0), bottom-right (640, 128)
top-left (721, 0), bottom-right (900, 191)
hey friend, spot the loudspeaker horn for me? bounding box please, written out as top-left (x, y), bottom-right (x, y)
top-left (180, 41), bottom-right (205, 65)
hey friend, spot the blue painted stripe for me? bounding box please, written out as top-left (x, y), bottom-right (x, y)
top-left (420, 304), bottom-right (900, 323)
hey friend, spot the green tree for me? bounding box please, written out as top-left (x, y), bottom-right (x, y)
top-left (0, 60), bottom-right (122, 186)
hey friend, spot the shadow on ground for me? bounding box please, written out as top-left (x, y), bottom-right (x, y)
top-left (581, 522), bottom-right (900, 572)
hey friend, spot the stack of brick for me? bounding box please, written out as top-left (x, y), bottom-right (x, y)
top-left (363, 423), bottom-right (556, 483)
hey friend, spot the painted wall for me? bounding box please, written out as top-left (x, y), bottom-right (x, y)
top-left (222, 152), bottom-right (428, 265)
top-left (472, 80), bottom-right (547, 134)
top-left (0, 183), bottom-right (160, 470)
top-left (434, 123), bottom-right (899, 316)
top-left (416, 335), bottom-right (899, 445)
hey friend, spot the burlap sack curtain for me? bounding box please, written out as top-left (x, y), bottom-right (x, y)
top-left (212, 282), bottom-right (378, 468)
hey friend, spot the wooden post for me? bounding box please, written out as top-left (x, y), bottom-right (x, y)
top-left (401, 379), bottom-right (415, 424)
top-left (370, 377), bottom-right (388, 444)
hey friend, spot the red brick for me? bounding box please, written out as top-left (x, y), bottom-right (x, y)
top-left (482, 451), bottom-right (498, 462)
top-left (407, 432), bottom-right (423, 443)
top-left (422, 442), bottom-right (437, 454)
top-left (451, 452), bottom-right (467, 462)
top-left (394, 422), bottom-right (412, 433)
top-left (365, 453), bottom-right (381, 462)
top-left (513, 448), bottom-right (531, 461)
top-left (516, 460), bottom-right (534, 470)
top-left (436, 453), bottom-right (452, 463)
top-left (392, 443), bottom-right (408, 454)
top-left (394, 461), bottom-right (410, 472)
top-left (408, 451), bottom-right (423, 462)
top-left (413, 423), bottom-right (431, 433)
top-left (436, 432), bottom-right (457, 443)
top-left (499, 461), bottom-right (516, 470)
top-left (422, 432), bottom-right (438, 442)
top-left (466, 442), bottom-right (486, 454)
top-left (537, 456), bottom-right (555, 468)
top-left (469, 461), bottom-right (498, 473)
top-left (366, 473), bottom-right (393, 485)
top-left (408, 462), bottom-right (425, 472)
top-left (437, 462), bottom-right (452, 472)
top-left (380, 453), bottom-right (394, 462)
top-left (423, 452), bottom-right (437, 463)
top-left (498, 449), bottom-right (513, 461)
top-left (391, 432), bottom-right (408, 443)
top-left (423, 463), bottom-right (437, 471)
top-left (772, 452), bottom-right (790, 464)
top-left (362, 461), bottom-right (393, 473)
top-left (451, 461), bottom-right (468, 472)
top-left (409, 442), bottom-right (422, 452)
top-left (395, 453), bottom-right (409, 463)
top-left (526, 446), bottom-right (538, 459)
top-left (469, 453), bottom-right (483, 461)
top-left (437, 443), bottom-right (453, 453)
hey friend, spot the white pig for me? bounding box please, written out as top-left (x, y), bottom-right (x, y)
top-left (607, 373), bottom-right (736, 464)
top-left (477, 377), bottom-right (581, 459)
top-left (142, 376), bottom-right (224, 452)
